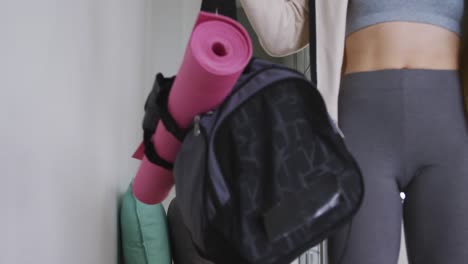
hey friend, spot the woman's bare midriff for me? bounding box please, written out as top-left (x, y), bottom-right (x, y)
top-left (343, 22), bottom-right (461, 75)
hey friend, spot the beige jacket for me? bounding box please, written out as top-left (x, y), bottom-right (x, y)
top-left (239, 0), bottom-right (348, 120)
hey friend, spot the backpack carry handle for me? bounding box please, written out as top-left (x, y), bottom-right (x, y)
top-left (309, 0), bottom-right (317, 86)
top-left (200, 0), bottom-right (237, 20)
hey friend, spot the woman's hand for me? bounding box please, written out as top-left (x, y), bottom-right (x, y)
top-left (240, 0), bottom-right (310, 57)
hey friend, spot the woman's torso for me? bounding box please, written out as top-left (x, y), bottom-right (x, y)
top-left (344, 23), bottom-right (461, 74)
top-left (343, 0), bottom-right (464, 75)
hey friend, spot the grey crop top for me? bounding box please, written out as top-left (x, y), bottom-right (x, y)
top-left (346, 0), bottom-right (465, 36)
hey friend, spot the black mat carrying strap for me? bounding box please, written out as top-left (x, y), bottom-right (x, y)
top-left (309, 0), bottom-right (317, 86)
top-left (142, 73), bottom-right (186, 170)
top-left (143, 0), bottom-right (237, 169)
top-left (200, 0), bottom-right (237, 20)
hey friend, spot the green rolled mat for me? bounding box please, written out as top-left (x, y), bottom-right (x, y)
top-left (120, 183), bottom-right (171, 264)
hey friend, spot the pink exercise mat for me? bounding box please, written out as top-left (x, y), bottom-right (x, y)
top-left (132, 11), bottom-right (252, 204)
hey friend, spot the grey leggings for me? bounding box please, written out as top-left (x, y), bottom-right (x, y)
top-left (328, 69), bottom-right (468, 264)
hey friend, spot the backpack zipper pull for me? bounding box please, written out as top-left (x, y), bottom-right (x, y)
top-left (193, 115), bottom-right (201, 136)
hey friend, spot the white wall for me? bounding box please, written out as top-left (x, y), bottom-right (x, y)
top-left (0, 0), bottom-right (198, 263)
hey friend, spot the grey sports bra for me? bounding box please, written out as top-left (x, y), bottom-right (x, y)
top-left (346, 0), bottom-right (465, 36)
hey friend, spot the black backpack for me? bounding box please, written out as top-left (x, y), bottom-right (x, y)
top-left (147, 58), bottom-right (364, 264)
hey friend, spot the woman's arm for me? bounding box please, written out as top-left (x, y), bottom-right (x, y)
top-left (240, 0), bottom-right (309, 57)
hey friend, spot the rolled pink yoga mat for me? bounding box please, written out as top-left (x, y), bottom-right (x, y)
top-left (132, 12), bottom-right (252, 204)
